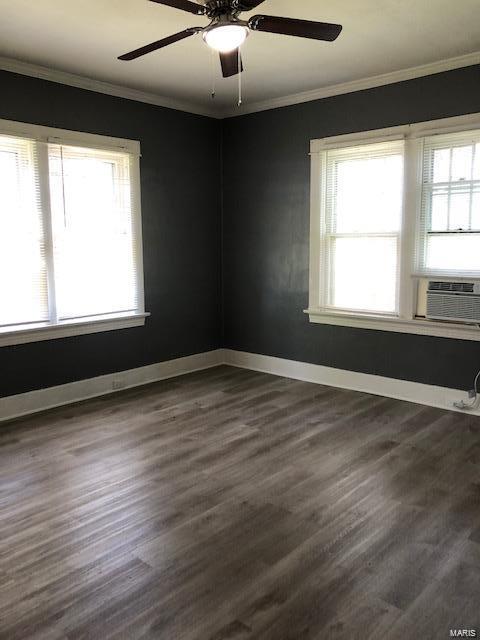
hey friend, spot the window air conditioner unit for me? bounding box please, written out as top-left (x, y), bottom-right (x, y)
top-left (426, 280), bottom-right (480, 324)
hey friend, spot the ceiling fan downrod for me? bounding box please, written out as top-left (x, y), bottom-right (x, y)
top-left (118, 0), bottom-right (343, 107)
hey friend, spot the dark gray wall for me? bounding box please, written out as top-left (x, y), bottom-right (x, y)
top-left (0, 70), bottom-right (222, 397)
top-left (3, 65), bottom-right (480, 398)
top-left (222, 65), bottom-right (480, 390)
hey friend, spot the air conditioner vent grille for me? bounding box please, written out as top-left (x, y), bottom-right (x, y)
top-left (427, 293), bottom-right (480, 323)
top-left (429, 281), bottom-right (474, 293)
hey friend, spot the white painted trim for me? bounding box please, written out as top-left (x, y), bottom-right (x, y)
top-left (0, 56), bottom-right (218, 119)
top-left (0, 313), bottom-right (149, 348)
top-left (1, 51), bottom-right (479, 120)
top-left (0, 118), bottom-right (147, 345)
top-left (308, 112), bottom-right (480, 341)
top-left (309, 113), bottom-right (480, 153)
top-left (0, 349), bottom-right (224, 423)
top-left (221, 51), bottom-right (480, 118)
top-left (305, 308), bottom-right (480, 342)
top-left (130, 153), bottom-right (146, 316)
top-left (2, 347), bottom-right (477, 424)
top-left (223, 350), bottom-right (480, 416)
top-left (0, 117), bottom-right (141, 155)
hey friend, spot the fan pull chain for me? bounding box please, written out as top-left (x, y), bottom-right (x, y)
top-left (210, 48), bottom-right (216, 99)
top-left (237, 46), bottom-right (242, 107)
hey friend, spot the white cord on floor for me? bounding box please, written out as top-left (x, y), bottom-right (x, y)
top-left (453, 370), bottom-right (480, 410)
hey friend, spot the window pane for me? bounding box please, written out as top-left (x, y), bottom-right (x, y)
top-left (333, 153), bottom-right (403, 233)
top-left (331, 236), bottom-right (398, 313)
top-left (428, 184), bottom-right (477, 232)
top-left (426, 234), bottom-right (480, 272)
top-left (0, 137), bottom-right (48, 327)
top-left (430, 191), bottom-right (449, 231)
top-left (449, 191), bottom-right (471, 230)
top-left (472, 191), bottom-right (480, 229)
top-left (451, 145), bottom-right (473, 182)
top-left (474, 144), bottom-right (480, 180)
top-left (433, 148), bottom-right (450, 183)
top-left (49, 145), bottom-right (138, 320)
top-left (420, 132), bottom-right (480, 277)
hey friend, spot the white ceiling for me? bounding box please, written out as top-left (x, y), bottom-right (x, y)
top-left (0, 0), bottom-right (479, 117)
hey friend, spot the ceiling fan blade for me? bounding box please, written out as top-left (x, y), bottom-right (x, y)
top-left (249, 15), bottom-right (342, 42)
top-left (148, 0), bottom-right (205, 15)
top-left (235, 0), bottom-right (267, 10)
top-left (220, 49), bottom-right (244, 78)
top-left (119, 28), bottom-right (200, 60)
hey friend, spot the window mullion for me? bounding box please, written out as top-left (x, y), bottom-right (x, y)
top-left (129, 155), bottom-right (145, 315)
top-left (309, 150), bottom-right (327, 310)
top-left (399, 138), bottom-right (423, 320)
top-left (446, 147), bottom-right (453, 230)
top-left (36, 142), bottom-right (58, 325)
top-left (469, 144), bottom-right (477, 230)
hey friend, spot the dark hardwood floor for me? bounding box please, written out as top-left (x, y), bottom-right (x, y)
top-left (1, 365), bottom-right (480, 639)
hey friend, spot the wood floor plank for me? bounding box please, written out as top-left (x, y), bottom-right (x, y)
top-left (1, 365), bottom-right (479, 639)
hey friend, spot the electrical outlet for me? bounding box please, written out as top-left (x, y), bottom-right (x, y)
top-left (468, 389), bottom-right (476, 399)
top-left (112, 379), bottom-right (125, 391)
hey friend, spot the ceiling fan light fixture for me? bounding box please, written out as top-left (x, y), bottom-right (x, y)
top-left (203, 24), bottom-right (249, 53)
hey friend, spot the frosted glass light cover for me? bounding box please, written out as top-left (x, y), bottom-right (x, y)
top-left (204, 25), bottom-right (248, 53)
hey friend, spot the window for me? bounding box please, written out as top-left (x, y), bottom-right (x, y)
top-left (0, 136), bottom-right (47, 327)
top-left (0, 119), bottom-right (146, 347)
top-left (417, 132), bottom-right (480, 275)
top-left (321, 140), bottom-right (404, 315)
top-left (308, 113), bottom-right (480, 341)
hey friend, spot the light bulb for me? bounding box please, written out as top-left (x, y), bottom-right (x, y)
top-left (203, 24), bottom-right (249, 53)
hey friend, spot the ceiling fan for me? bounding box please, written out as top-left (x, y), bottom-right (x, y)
top-left (118, 0), bottom-right (342, 79)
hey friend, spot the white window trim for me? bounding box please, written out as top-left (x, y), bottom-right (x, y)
top-left (0, 313), bottom-right (149, 348)
top-left (0, 118), bottom-right (148, 348)
top-left (307, 112), bottom-right (480, 341)
top-left (0, 118), bottom-right (141, 156)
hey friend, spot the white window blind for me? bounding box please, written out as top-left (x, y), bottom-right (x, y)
top-left (417, 130), bottom-right (480, 276)
top-left (0, 135), bottom-right (48, 328)
top-left (321, 140), bottom-right (404, 315)
top-left (0, 123), bottom-right (144, 340)
top-left (48, 145), bottom-right (139, 320)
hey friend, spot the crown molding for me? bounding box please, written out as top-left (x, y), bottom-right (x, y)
top-left (0, 56), bottom-right (219, 119)
top-left (219, 51), bottom-right (480, 118)
top-left (1, 51), bottom-right (479, 121)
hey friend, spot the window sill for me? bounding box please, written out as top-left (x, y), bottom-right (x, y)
top-left (305, 308), bottom-right (480, 341)
top-left (0, 312), bottom-right (150, 348)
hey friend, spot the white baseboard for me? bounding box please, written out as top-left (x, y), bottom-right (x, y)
top-left (0, 349), bottom-right (224, 423)
top-left (2, 347), bottom-right (476, 424)
top-left (222, 349), bottom-right (479, 416)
